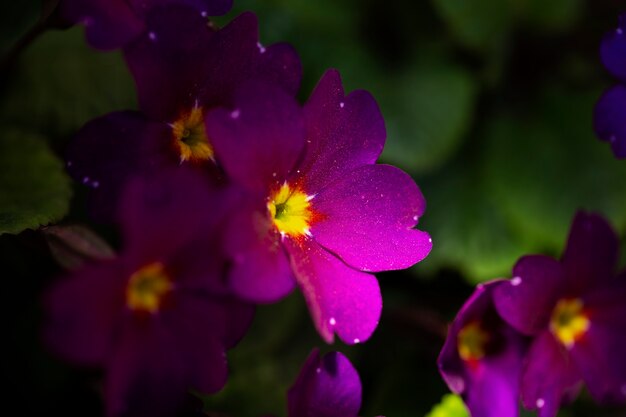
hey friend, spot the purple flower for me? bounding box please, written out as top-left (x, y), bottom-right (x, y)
top-left (287, 349), bottom-right (364, 417)
top-left (594, 14), bottom-right (626, 158)
top-left (43, 168), bottom-right (254, 417)
top-left (493, 211), bottom-right (626, 417)
top-left (65, 6), bottom-right (301, 222)
top-left (438, 280), bottom-right (529, 417)
top-left (61, 0), bottom-right (233, 50)
top-left (207, 70), bottom-right (432, 345)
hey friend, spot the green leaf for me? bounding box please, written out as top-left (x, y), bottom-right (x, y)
top-left (484, 87), bottom-right (626, 254)
top-left (0, 128), bottom-right (72, 234)
top-left (0, 1), bottom-right (41, 58)
top-left (521, 0), bottom-right (584, 33)
top-left (380, 65), bottom-right (477, 174)
top-left (0, 26), bottom-right (136, 138)
top-left (425, 394), bottom-right (469, 417)
top-left (430, 0), bottom-right (515, 52)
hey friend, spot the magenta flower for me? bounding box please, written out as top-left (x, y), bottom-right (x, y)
top-left (594, 14), bottom-right (626, 158)
top-left (43, 168), bottom-right (254, 417)
top-left (287, 349), bottom-right (364, 417)
top-left (438, 280), bottom-right (529, 417)
top-left (207, 70), bottom-right (432, 345)
top-left (65, 6), bottom-right (301, 222)
top-left (61, 0), bottom-right (232, 50)
top-left (493, 212), bottom-right (626, 417)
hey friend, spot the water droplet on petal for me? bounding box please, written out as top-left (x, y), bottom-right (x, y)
top-left (511, 276), bottom-right (522, 286)
top-left (329, 317), bottom-right (336, 326)
top-left (230, 109), bottom-right (240, 119)
top-left (339, 102), bottom-right (345, 108)
top-left (82, 176), bottom-right (90, 184)
top-left (353, 338), bottom-right (360, 344)
top-left (536, 398), bottom-right (545, 409)
top-left (148, 32), bottom-right (157, 41)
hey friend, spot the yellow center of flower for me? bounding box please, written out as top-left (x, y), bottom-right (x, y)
top-left (457, 321), bottom-right (489, 362)
top-left (126, 262), bottom-right (173, 313)
top-left (171, 106), bottom-right (214, 163)
top-left (550, 298), bottom-right (590, 348)
top-left (267, 182), bottom-right (313, 238)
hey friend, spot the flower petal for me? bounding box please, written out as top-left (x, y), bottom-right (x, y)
top-left (285, 239), bottom-right (382, 345)
top-left (600, 14), bottom-right (626, 83)
top-left (493, 255), bottom-right (565, 336)
top-left (207, 82), bottom-right (305, 192)
top-left (520, 332), bottom-right (581, 417)
top-left (593, 85), bottom-right (626, 159)
top-left (560, 211), bottom-right (620, 293)
top-left (298, 69), bottom-right (385, 193)
top-left (129, 0), bottom-right (233, 16)
top-left (311, 164), bottom-right (431, 272)
top-left (287, 349), bottom-right (362, 417)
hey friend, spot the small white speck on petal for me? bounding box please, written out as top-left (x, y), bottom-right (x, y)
top-left (82, 176), bottom-right (90, 184)
top-left (511, 276), bottom-right (522, 286)
top-left (201, 10), bottom-right (208, 17)
top-left (148, 32), bottom-right (157, 41)
top-left (428, 238), bottom-right (433, 243)
top-left (66, 161), bottom-right (73, 167)
top-left (230, 109), bottom-right (240, 119)
top-left (256, 42), bottom-right (266, 53)
top-left (92, 181), bottom-right (100, 188)
top-left (329, 317), bottom-right (336, 326)
top-left (316, 367), bottom-right (321, 374)
top-left (610, 135), bottom-right (617, 143)
top-left (305, 194), bottom-right (316, 202)
top-left (617, 28), bottom-right (624, 35)
top-left (353, 338), bottom-right (360, 344)
top-left (536, 398), bottom-right (545, 409)
top-left (339, 102), bottom-right (345, 108)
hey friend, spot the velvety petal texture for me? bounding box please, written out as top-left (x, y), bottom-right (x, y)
top-left (287, 349), bottom-right (362, 417)
top-left (600, 14), bottom-right (626, 83)
top-left (593, 85), bottom-right (626, 159)
top-left (438, 280), bottom-right (528, 417)
top-left (44, 168), bottom-right (253, 417)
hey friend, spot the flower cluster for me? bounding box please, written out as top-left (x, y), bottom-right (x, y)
top-left (439, 211), bottom-right (626, 417)
top-left (45, 0), bottom-right (432, 415)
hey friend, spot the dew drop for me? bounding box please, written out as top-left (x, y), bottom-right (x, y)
top-left (329, 317), bottom-right (336, 326)
top-left (316, 367), bottom-right (321, 374)
top-left (618, 28), bottom-right (624, 35)
top-left (92, 181), bottom-right (100, 188)
top-left (339, 102), bottom-right (345, 108)
top-left (230, 109), bottom-right (240, 119)
top-left (536, 398), bottom-right (545, 409)
top-left (353, 338), bottom-right (360, 344)
top-left (413, 215), bottom-right (418, 221)
top-left (511, 276), bottom-right (522, 286)
top-left (201, 10), bottom-right (208, 17)
top-left (148, 32), bottom-right (157, 41)
top-left (82, 176), bottom-right (90, 184)
top-left (257, 42), bottom-right (266, 53)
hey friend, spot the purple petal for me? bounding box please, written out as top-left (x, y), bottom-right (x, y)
top-left (288, 349), bottom-right (362, 417)
top-left (65, 111), bottom-right (174, 223)
top-left (438, 281), bottom-right (527, 417)
top-left (207, 82), bottom-right (305, 192)
top-left (311, 164), bottom-right (431, 272)
top-left (285, 239), bottom-right (382, 345)
top-left (43, 261), bottom-right (127, 367)
top-left (520, 332), bottom-right (581, 417)
top-left (124, 6), bottom-right (217, 120)
top-left (570, 282), bottom-right (626, 404)
top-left (224, 202), bottom-right (297, 302)
top-left (129, 0), bottom-right (233, 16)
top-left (600, 14), bottom-right (626, 83)
top-left (493, 256), bottom-right (565, 336)
top-left (61, 0), bottom-right (144, 50)
top-left (297, 70), bottom-right (385, 193)
top-left (560, 211), bottom-right (619, 293)
top-left (593, 85), bottom-right (626, 159)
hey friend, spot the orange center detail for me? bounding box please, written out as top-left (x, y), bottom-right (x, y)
top-left (126, 262), bottom-right (173, 314)
top-left (171, 106), bottom-right (214, 163)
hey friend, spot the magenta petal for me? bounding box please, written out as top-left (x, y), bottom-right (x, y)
top-left (298, 69), bottom-right (385, 192)
top-left (224, 203), bottom-right (297, 302)
top-left (208, 82), bottom-right (305, 192)
top-left (287, 349), bottom-right (362, 417)
top-left (311, 164), bottom-right (431, 272)
top-left (520, 332), bottom-right (581, 417)
top-left (570, 283), bottom-right (626, 404)
top-left (285, 239), bottom-right (382, 345)
top-left (600, 15), bottom-right (626, 83)
top-left (594, 85), bottom-right (626, 159)
top-left (493, 255), bottom-right (565, 336)
top-left (61, 0), bottom-right (144, 50)
top-left (43, 261), bottom-right (126, 367)
top-left (124, 6), bottom-right (216, 120)
top-left (65, 111), bottom-right (173, 222)
top-left (129, 0), bottom-right (232, 16)
top-left (560, 211), bottom-right (619, 293)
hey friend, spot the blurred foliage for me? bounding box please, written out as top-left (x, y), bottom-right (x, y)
top-left (2, 0), bottom-right (626, 417)
top-left (425, 394), bottom-right (469, 417)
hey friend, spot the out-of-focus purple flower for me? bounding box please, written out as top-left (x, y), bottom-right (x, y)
top-left (493, 211), bottom-right (626, 417)
top-left (287, 349), bottom-right (363, 417)
top-left (61, 0), bottom-right (233, 50)
top-left (43, 168), bottom-right (254, 417)
top-left (207, 70), bottom-right (432, 345)
top-left (594, 14), bottom-right (626, 158)
top-left (438, 280), bottom-right (529, 417)
top-left (65, 6), bottom-right (301, 222)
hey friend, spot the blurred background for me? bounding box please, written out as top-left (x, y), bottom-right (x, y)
top-left (1, 0), bottom-right (626, 416)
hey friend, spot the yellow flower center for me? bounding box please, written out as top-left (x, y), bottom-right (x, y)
top-left (126, 262), bottom-right (173, 314)
top-left (550, 298), bottom-right (590, 348)
top-left (457, 321), bottom-right (489, 362)
top-left (267, 183), bottom-right (313, 238)
top-left (171, 106), bottom-right (214, 163)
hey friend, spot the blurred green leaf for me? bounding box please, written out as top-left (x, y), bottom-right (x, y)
top-left (484, 88), bottom-right (626, 252)
top-left (0, 128), bottom-right (72, 234)
top-left (380, 65), bottom-right (477, 174)
top-left (0, 26), bottom-right (136, 138)
top-left (521, 0), bottom-right (584, 33)
top-left (425, 394), bottom-right (469, 417)
top-left (0, 1), bottom-right (41, 58)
